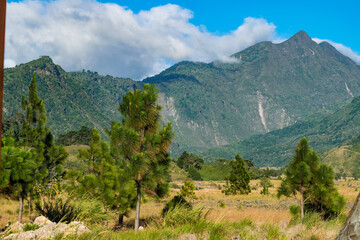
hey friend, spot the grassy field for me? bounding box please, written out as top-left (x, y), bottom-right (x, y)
top-left (0, 179), bottom-right (357, 239)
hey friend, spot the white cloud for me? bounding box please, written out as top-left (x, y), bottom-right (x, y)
top-left (4, 58), bottom-right (16, 68)
top-left (5, 0), bottom-right (276, 80)
top-left (313, 38), bottom-right (360, 64)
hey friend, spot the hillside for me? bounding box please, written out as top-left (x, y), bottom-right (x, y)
top-left (3, 31), bottom-right (360, 158)
top-left (144, 31), bottom-right (360, 154)
top-left (3, 56), bottom-right (140, 136)
top-left (203, 95), bottom-right (360, 167)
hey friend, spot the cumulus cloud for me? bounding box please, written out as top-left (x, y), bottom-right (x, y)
top-left (313, 38), bottom-right (360, 64)
top-left (5, 0), bottom-right (276, 80)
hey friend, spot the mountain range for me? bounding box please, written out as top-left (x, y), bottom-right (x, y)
top-left (3, 30), bottom-right (360, 166)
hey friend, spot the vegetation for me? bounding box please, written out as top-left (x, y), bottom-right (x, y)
top-left (222, 155), bottom-right (251, 195)
top-left (56, 126), bottom-right (92, 146)
top-left (278, 138), bottom-right (345, 219)
top-left (109, 84), bottom-right (174, 230)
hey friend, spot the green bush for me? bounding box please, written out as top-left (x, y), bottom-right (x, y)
top-left (162, 206), bottom-right (209, 227)
top-left (219, 202), bottom-right (226, 208)
top-left (23, 223), bottom-right (40, 231)
top-left (35, 198), bottom-right (81, 223)
top-left (162, 195), bottom-right (191, 216)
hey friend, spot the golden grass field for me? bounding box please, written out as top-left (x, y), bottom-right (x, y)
top-left (1, 179), bottom-right (358, 239)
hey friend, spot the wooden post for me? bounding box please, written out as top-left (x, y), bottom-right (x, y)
top-left (0, 0), bottom-right (6, 178)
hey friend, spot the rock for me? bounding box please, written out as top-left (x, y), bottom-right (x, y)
top-left (53, 223), bottom-right (69, 236)
top-left (2, 217), bottom-right (90, 240)
top-left (33, 216), bottom-right (53, 226)
top-left (33, 223), bottom-right (56, 239)
top-left (337, 192), bottom-right (360, 239)
top-left (138, 226), bottom-right (144, 231)
top-left (7, 221), bottom-right (24, 232)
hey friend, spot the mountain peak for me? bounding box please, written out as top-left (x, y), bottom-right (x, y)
top-left (287, 30), bottom-right (313, 43)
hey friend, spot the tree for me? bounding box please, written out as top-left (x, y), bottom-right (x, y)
top-left (19, 73), bottom-right (67, 219)
top-left (222, 154), bottom-right (251, 195)
top-left (260, 177), bottom-right (272, 195)
top-left (176, 151), bottom-right (204, 170)
top-left (110, 84), bottom-right (173, 230)
top-left (278, 137), bottom-right (345, 219)
top-left (180, 181), bottom-right (198, 201)
top-left (67, 128), bottom-right (135, 226)
top-left (0, 137), bottom-right (37, 222)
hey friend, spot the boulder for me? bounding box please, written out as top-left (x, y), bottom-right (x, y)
top-left (337, 192), bottom-right (360, 239)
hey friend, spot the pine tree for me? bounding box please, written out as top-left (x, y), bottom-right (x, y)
top-left (0, 137), bottom-right (37, 222)
top-left (277, 137), bottom-right (345, 218)
top-left (71, 128), bottom-right (135, 225)
top-left (222, 154), bottom-right (251, 195)
top-left (19, 72), bottom-right (67, 218)
top-left (110, 84), bottom-right (173, 231)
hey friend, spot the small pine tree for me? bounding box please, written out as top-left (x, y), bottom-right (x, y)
top-left (180, 181), bottom-right (198, 201)
top-left (69, 128), bottom-right (135, 226)
top-left (277, 137), bottom-right (345, 219)
top-left (222, 154), bottom-right (251, 195)
top-left (0, 138), bottom-right (37, 222)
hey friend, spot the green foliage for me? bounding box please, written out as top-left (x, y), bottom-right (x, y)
top-left (278, 138), bottom-right (345, 218)
top-left (219, 201), bottom-right (226, 208)
top-left (56, 126), bottom-right (92, 146)
top-left (0, 138), bottom-right (36, 197)
top-left (35, 198), bottom-right (81, 223)
top-left (110, 84), bottom-right (174, 229)
top-left (162, 195), bottom-right (191, 216)
top-left (65, 128), bottom-right (136, 222)
top-left (187, 166), bottom-right (203, 181)
top-left (176, 151), bottom-right (204, 170)
top-left (162, 206), bottom-right (208, 228)
top-left (222, 155), bottom-right (251, 195)
top-left (23, 223), bottom-right (40, 231)
top-left (180, 181), bottom-right (198, 200)
top-left (260, 177), bottom-right (272, 195)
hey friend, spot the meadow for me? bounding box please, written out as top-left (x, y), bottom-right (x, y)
top-left (1, 178), bottom-right (358, 239)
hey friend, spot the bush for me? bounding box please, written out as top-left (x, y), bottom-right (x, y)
top-left (35, 198), bottom-right (81, 223)
top-left (162, 206), bottom-right (209, 227)
top-left (162, 195), bottom-right (192, 216)
top-left (187, 167), bottom-right (203, 181)
top-left (219, 202), bottom-right (226, 208)
top-left (23, 223), bottom-right (40, 231)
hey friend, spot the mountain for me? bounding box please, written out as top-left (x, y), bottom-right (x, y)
top-left (203, 95), bottom-right (360, 167)
top-left (3, 31), bottom-right (360, 160)
top-left (3, 56), bottom-right (140, 136)
top-left (144, 31), bottom-right (360, 153)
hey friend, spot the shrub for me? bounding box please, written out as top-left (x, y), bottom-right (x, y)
top-left (162, 195), bottom-right (192, 216)
top-left (162, 206), bottom-right (209, 227)
top-left (219, 202), bottom-right (226, 208)
top-left (23, 223), bottom-right (40, 231)
top-left (35, 198), bottom-right (81, 223)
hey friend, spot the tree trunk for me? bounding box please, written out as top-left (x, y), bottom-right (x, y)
top-left (135, 183), bottom-right (141, 231)
top-left (18, 197), bottom-right (23, 223)
top-left (28, 197), bottom-right (31, 217)
top-left (300, 189), bottom-right (304, 219)
top-left (118, 214), bottom-right (124, 227)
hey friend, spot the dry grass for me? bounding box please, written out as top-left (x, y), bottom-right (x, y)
top-left (0, 179), bottom-right (357, 239)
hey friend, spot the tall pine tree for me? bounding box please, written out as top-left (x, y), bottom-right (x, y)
top-left (222, 154), bottom-right (251, 195)
top-left (110, 84), bottom-right (173, 231)
top-left (19, 72), bottom-right (67, 219)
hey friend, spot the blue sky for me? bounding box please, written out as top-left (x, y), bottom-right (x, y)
top-left (97, 0), bottom-right (360, 52)
top-left (5, 0), bottom-right (360, 80)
